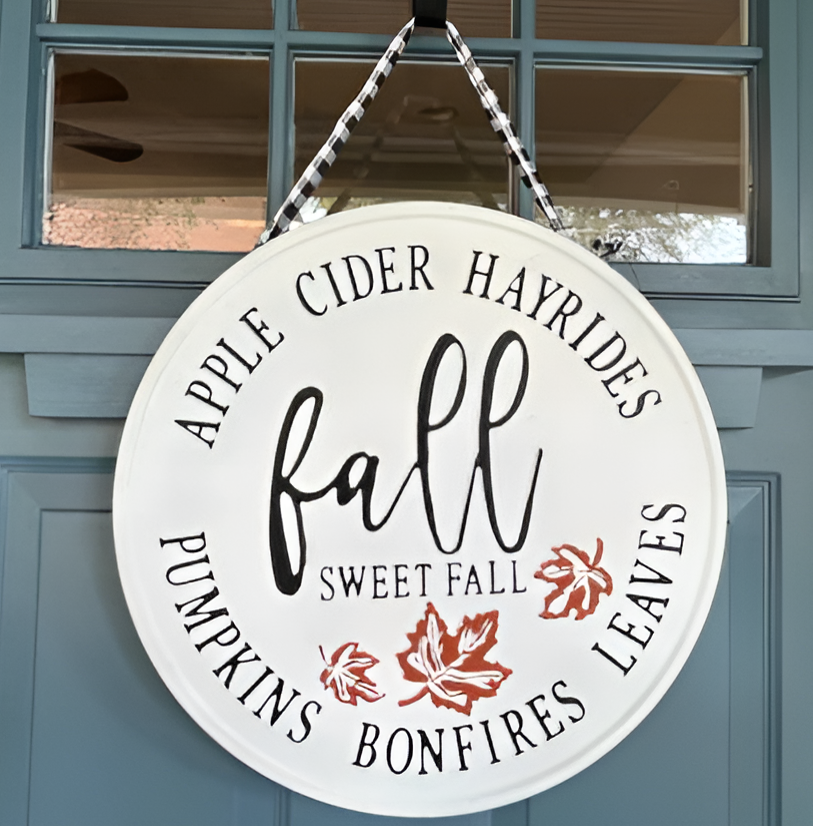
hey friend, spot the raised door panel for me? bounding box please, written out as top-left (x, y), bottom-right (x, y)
top-left (0, 463), bottom-right (775, 825)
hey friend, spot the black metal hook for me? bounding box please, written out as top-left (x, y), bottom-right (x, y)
top-left (413, 0), bottom-right (447, 28)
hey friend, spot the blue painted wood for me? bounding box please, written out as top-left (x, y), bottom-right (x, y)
top-left (35, 23), bottom-right (278, 48)
top-left (0, 315), bottom-right (176, 354)
top-left (6, 316), bottom-right (813, 365)
top-left (14, 353), bottom-right (773, 426)
top-left (269, 0), bottom-right (292, 216)
top-left (727, 478), bottom-right (780, 826)
top-left (288, 793), bottom-right (493, 826)
top-left (525, 477), bottom-right (777, 825)
top-left (24, 353), bottom-right (150, 418)
top-left (0, 459), bottom-right (286, 826)
top-left (0, 460), bottom-right (777, 825)
top-left (695, 366), bottom-right (763, 429)
top-left (18, 327), bottom-right (813, 425)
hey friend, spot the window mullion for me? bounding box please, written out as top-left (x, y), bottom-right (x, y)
top-left (516, 0), bottom-right (537, 220)
top-left (35, 23), bottom-right (276, 50)
top-left (268, 1), bottom-right (292, 218)
top-left (533, 40), bottom-right (762, 71)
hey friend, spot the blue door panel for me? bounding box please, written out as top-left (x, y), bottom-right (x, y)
top-left (0, 463), bottom-right (774, 826)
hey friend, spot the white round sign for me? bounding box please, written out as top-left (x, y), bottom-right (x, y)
top-left (114, 202), bottom-right (726, 817)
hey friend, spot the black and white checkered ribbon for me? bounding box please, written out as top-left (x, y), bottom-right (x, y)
top-left (258, 17), bottom-right (562, 246)
top-left (445, 20), bottom-right (563, 231)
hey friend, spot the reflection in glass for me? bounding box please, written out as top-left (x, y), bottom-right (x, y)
top-left (537, 0), bottom-right (744, 45)
top-left (294, 60), bottom-right (511, 222)
top-left (46, 53), bottom-right (269, 252)
top-left (296, 0), bottom-right (512, 38)
top-left (56, 0), bottom-right (273, 29)
top-left (535, 69), bottom-right (748, 263)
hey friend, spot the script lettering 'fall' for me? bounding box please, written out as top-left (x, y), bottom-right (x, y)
top-left (268, 331), bottom-right (543, 595)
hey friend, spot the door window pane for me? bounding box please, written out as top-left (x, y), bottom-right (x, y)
top-left (55, 0), bottom-right (273, 30)
top-left (295, 60), bottom-right (511, 222)
top-left (46, 53), bottom-right (270, 252)
top-left (537, 0), bottom-right (745, 45)
top-left (535, 69), bottom-right (748, 263)
top-left (296, 0), bottom-right (512, 38)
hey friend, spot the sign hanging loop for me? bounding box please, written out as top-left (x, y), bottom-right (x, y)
top-left (257, 15), bottom-right (564, 246)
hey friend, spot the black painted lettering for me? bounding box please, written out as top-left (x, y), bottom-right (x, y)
top-left (295, 271), bottom-right (327, 316)
top-left (238, 666), bottom-right (274, 705)
top-left (415, 563), bottom-right (431, 597)
top-left (217, 337), bottom-right (262, 373)
top-left (526, 274), bottom-right (563, 320)
top-left (607, 612), bottom-right (654, 648)
top-left (372, 565), bottom-right (388, 599)
top-left (409, 245), bottom-right (433, 290)
top-left (447, 562), bottom-right (462, 596)
top-left (602, 358), bottom-right (648, 398)
top-left (394, 564), bottom-right (409, 598)
top-left (195, 619), bottom-right (240, 652)
top-left (254, 678), bottom-right (301, 726)
top-left (489, 560), bottom-right (506, 594)
top-left (320, 566), bottom-right (335, 601)
top-left (495, 268), bottom-right (525, 310)
top-left (213, 643), bottom-right (261, 688)
top-left (551, 680), bottom-right (586, 723)
top-left (186, 381), bottom-right (229, 415)
top-left (239, 308), bottom-right (285, 352)
top-left (160, 532), bottom-right (206, 553)
top-left (619, 389), bottom-right (663, 418)
top-left (376, 247), bottom-right (402, 293)
top-left (544, 290), bottom-right (583, 338)
top-left (353, 723), bottom-right (381, 768)
top-left (480, 719), bottom-right (500, 764)
top-left (340, 566), bottom-right (366, 597)
top-left (642, 503), bottom-right (687, 523)
top-left (287, 700), bottom-right (322, 743)
top-left (591, 642), bottom-right (637, 675)
top-left (175, 586), bottom-right (227, 630)
top-left (638, 529), bottom-right (685, 554)
top-left (166, 555), bottom-right (214, 586)
top-left (201, 353), bottom-right (243, 391)
top-left (418, 728), bottom-right (444, 774)
top-left (386, 728), bottom-right (414, 775)
top-left (629, 559), bottom-right (673, 585)
top-left (175, 418), bottom-right (220, 448)
top-left (584, 332), bottom-right (627, 372)
top-left (501, 709), bottom-right (537, 755)
top-left (478, 332), bottom-right (543, 551)
top-left (453, 724), bottom-right (474, 771)
top-left (343, 255), bottom-right (374, 301)
top-left (511, 560), bottom-right (527, 593)
top-left (627, 593), bottom-right (669, 621)
top-left (465, 565), bottom-right (482, 595)
top-left (569, 312), bottom-right (605, 351)
top-left (525, 694), bottom-right (564, 741)
top-left (321, 261), bottom-right (347, 307)
top-left (464, 251), bottom-right (498, 298)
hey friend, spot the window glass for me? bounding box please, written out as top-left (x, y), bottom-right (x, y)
top-left (296, 0), bottom-right (512, 38)
top-left (294, 59), bottom-right (511, 222)
top-left (535, 69), bottom-right (748, 263)
top-left (45, 53), bottom-right (270, 252)
top-left (55, 0), bottom-right (273, 29)
top-left (537, 0), bottom-right (745, 45)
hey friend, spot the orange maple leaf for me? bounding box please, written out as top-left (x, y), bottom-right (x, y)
top-left (320, 642), bottom-right (385, 705)
top-left (535, 538), bottom-right (612, 620)
top-left (397, 602), bottom-right (511, 715)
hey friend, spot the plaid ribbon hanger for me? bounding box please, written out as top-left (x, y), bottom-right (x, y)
top-left (257, 0), bottom-right (564, 247)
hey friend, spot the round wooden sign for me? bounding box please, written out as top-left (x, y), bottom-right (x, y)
top-left (114, 202), bottom-right (726, 817)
